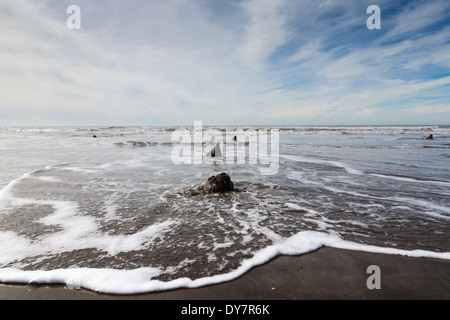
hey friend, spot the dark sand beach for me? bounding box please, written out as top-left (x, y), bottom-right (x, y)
top-left (1, 247), bottom-right (448, 300)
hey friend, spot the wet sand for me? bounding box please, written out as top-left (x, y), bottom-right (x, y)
top-left (0, 247), bottom-right (448, 300)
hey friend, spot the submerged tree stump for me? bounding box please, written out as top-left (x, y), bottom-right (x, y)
top-left (202, 173), bottom-right (234, 194)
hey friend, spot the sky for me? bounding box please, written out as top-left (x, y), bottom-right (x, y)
top-left (0, 0), bottom-right (449, 126)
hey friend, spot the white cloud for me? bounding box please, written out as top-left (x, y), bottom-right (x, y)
top-left (236, 0), bottom-right (291, 71)
top-left (408, 104), bottom-right (450, 115)
top-left (0, 0), bottom-right (449, 126)
top-left (288, 38), bottom-right (323, 63)
top-left (0, 1), bottom-right (251, 124)
top-left (383, 0), bottom-right (450, 40)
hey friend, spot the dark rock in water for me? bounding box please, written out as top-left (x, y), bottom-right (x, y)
top-left (426, 134), bottom-right (434, 140)
top-left (202, 173), bottom-right (234, 194)
top-left (93, 135), bottom-right (97, 138)
top-left (127, 141), bottom-right (149, 147)
top-left (114, 141), bottom-right (159, 148)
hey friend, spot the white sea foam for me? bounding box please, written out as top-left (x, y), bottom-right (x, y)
top-left (0, 230), bottom-right (448, 294)
top-left (283, 155), bottom-right (450, 190)
top-left (1, 126), bottom-right (449, 294)
top-left (390, 197), bottom-right (450, 214)
top-left (0, 231), bottom-right (42, 264)
top-left (370, 173), bottom-right (450, 187)
top-left (0, 200), bottom-right (177, 265)
top-left (36, 176), bottom-right (62, 182)
top-left (0, 171), bottom-right (178, 265)
top-left (282, 155), bottom-right (364, 175)
top-left (0, 173), bottom-right (30, 200)
top-left (63, 166), bottom-right (100, 174)
top-left (330, 188), bottom-right (450, 221)
top-left (107, 220), bottom-right (177, 254)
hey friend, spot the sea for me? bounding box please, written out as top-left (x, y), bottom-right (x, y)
top-left (0, 125), bottom-right (449, 294)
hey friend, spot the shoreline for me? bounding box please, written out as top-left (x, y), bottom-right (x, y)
top-left (0, 247), bottom-right (448, 300)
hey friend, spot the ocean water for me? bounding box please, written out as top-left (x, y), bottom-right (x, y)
top-left (0, 125), bottom-right (449, 294)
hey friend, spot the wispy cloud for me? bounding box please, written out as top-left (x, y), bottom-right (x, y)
top-left (383, 0), bottom-right (450, 40)
top-left (237, 0), bottom-right (291, 71)
top-left (0, 0), bottom-right (449, 125)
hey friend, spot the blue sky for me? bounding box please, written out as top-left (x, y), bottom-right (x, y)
top-left (0, 0), bottom-right (449, 126)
